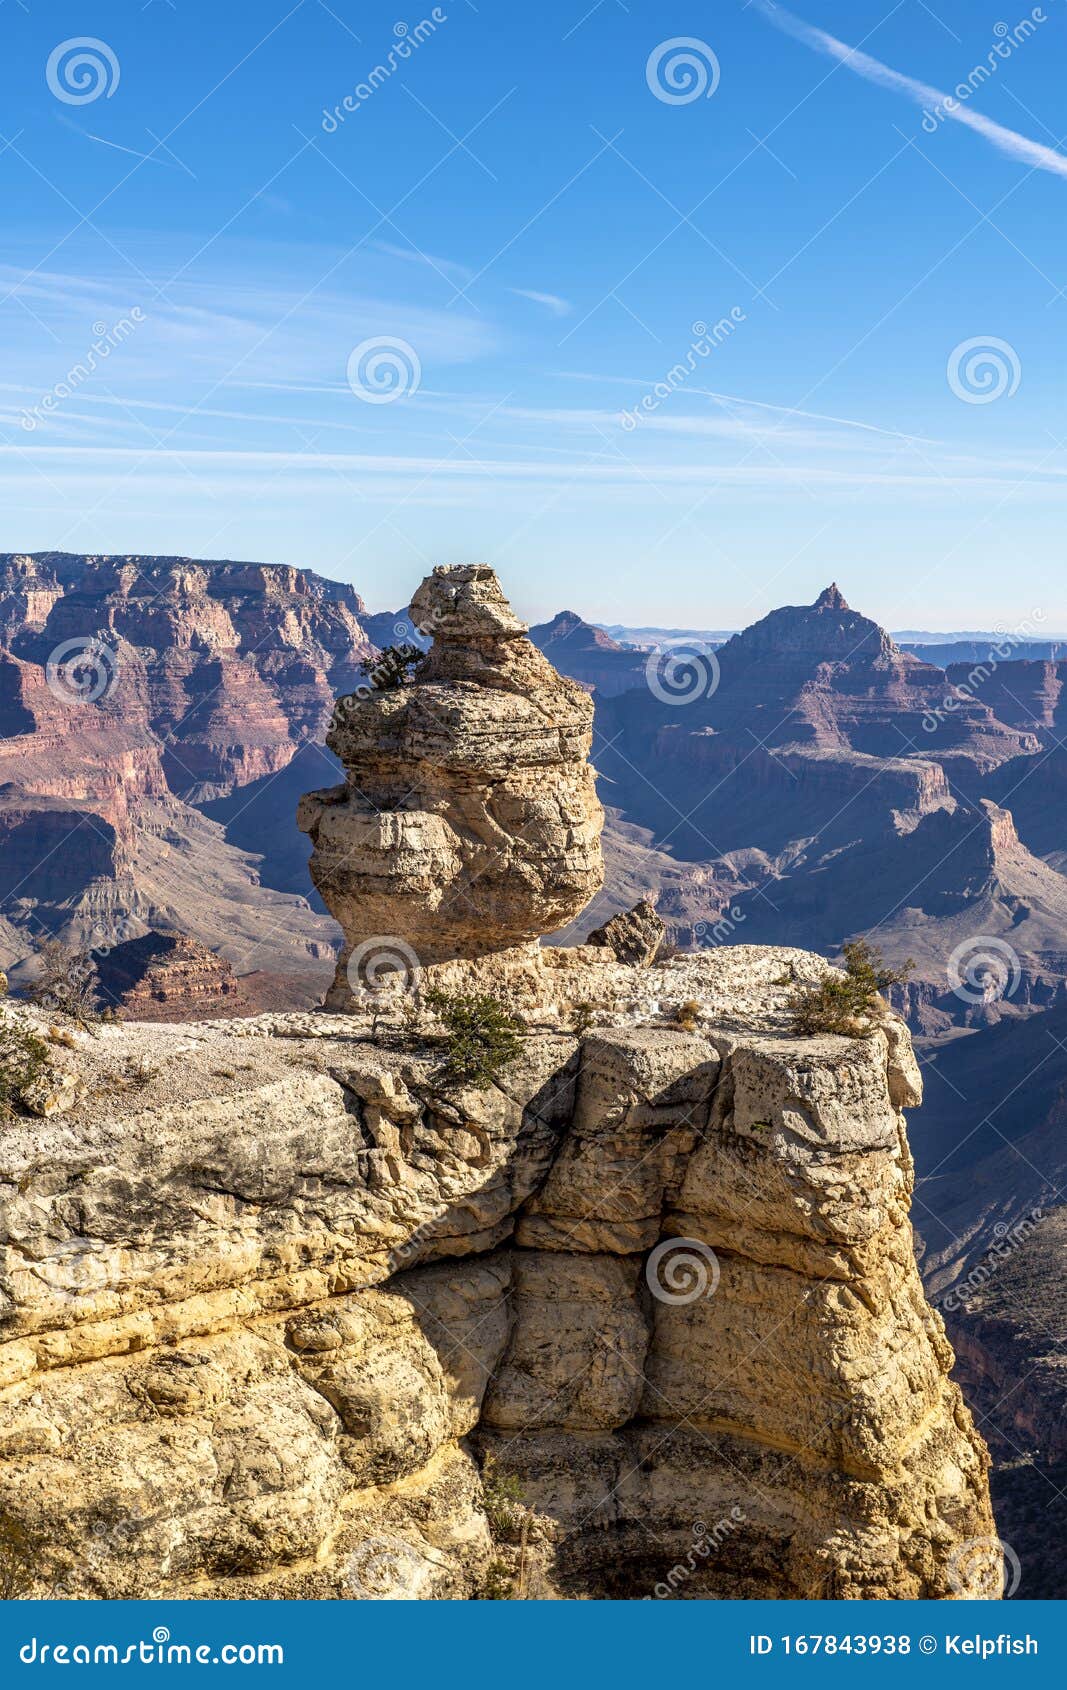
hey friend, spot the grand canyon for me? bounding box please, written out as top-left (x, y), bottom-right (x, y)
top-left (0, 553), bottom-right (1061, 1599)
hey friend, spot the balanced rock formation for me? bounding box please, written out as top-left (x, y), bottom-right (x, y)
top-left (299, 565), bottom-right (604, 995)
top-left (0, 948), bottom-right (995, 1599)
top-left (0, 562), bottom-right (1000, 1601)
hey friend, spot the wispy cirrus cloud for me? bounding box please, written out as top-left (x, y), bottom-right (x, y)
top-left (509, 287), bottom-right (573, 317)
top-left (752, 0), bottom-right (1067, 181)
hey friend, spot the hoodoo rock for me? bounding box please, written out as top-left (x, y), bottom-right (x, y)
top-left (299, 565), bottom-right (604, 994)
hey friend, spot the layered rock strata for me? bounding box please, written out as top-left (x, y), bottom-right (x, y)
top-left (299, 565), bottom-right (604, 993)
top-left (0, 553), bottom-right (369, 988)
top-left (94, 930), bottom-right (240, 1019)
top-left (0, 948), bottom-right (994, 1599)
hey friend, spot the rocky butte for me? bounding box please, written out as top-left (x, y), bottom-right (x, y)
top-left (0, 565), bottom-right (996, 1599)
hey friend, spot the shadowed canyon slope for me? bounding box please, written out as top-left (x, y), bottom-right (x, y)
top-left (0, 552), bottom-right (375, 997)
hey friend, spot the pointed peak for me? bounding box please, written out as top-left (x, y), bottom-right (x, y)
top-left (815, 583), bottom-right (849, 611)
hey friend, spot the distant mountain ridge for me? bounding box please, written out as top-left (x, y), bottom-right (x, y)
top-left (528, 610), bottom-right (647, 696)
top-left (573, 585), bottom-right (1067, 1031)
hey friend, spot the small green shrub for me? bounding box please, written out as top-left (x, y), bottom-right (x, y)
top-left (478, 1557), bottom-right (516, 1600)
top-left (0, 1015), bottom-right (49, 1121)
top-left (358, 644), bottom-right (422, 691)
top-left (570, 1001), bottom-right (595, 1037)
top-left (481, 1453), bottom-right (525, 1540)
top-left (424, 988), bottom-right (524, 1089)
top-left (787, 938), bottom-right (912, 1037)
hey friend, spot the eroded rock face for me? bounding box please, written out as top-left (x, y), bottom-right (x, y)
top-left (299, 565), bottom-right (604, 986)
top-left (0, 552), bottom-right (372, 991)
top-left (95, 930), bottom-right (240, 1019)
top-left (0, 948), bottom-right (994, 1599)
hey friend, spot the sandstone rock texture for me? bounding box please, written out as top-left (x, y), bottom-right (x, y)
top-left (299, 565), bottom-right (604, 991)
top-left (586, 897), bottom-right (664, 966)
top-left (0, 948), bottom-right (994, 1599)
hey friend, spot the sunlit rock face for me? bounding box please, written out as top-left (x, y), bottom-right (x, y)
top-left (0, 949), bottom-right (996, 1600)
top-left (299, 565), bottom-right (605, 991)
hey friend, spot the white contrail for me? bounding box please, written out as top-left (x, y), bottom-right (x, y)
top-left (752, 0), bottom-right (1067, 181)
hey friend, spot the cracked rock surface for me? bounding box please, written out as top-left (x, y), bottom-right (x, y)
top-left (0, 946), bottom-right (993, 1599)
top-left (298, 564), bottom-right (604, 992)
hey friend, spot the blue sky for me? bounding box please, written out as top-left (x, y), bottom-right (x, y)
top-left (1, 0), bottom-right (1065, 629)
